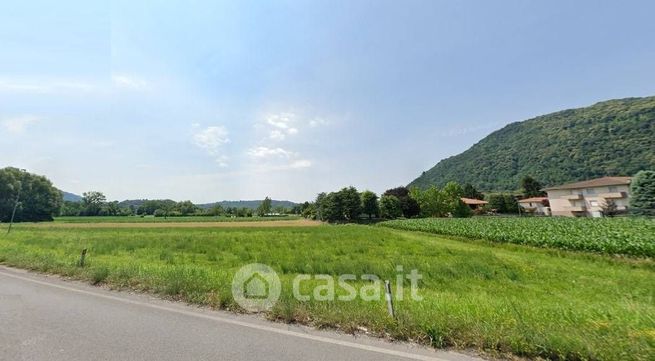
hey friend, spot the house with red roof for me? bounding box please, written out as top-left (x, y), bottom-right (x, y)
top-left (518, 197), bottom-right (550, 215)
top-left (460, 197), bottom-right (488, 211)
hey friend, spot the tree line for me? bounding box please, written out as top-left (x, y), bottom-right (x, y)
top-left (301, 175), bottom-right (596, 223)
top-left (60, 194), bottom-right (296, 218)
top-left (2, 167), bottom-right (654, 223)
top-left (300, 182), bottom-right (475, 223)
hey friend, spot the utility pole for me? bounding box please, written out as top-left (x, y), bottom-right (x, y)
top-left (7, 169), bottom-right (27, 235)
top-left (7, 181), bottom-right (22, 235)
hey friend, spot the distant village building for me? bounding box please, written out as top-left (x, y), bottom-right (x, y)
top-left (518, 197), bottom-right (550, 216)
top-left (544, 176), bottom-right (632, 217)
top-left (460, 197), bottom-right (488, 211)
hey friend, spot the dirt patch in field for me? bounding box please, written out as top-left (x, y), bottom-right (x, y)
top-left (24, 219), bottom-right (323, 229)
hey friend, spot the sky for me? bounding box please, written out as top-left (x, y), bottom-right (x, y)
top-left (1, 0), bottom-right (654, 203)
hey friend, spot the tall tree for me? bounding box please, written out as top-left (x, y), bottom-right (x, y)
top-left (487, 194), bottom-right (506, 213)
top-left (630, 170), bottom-right (655, 216)
top-left (0, 167), bottom-right (62, 222)
top-left (442, 181), bottom-right (464, 213)
top-left (301, 202), bottom-right (316, 220)
top-left (207, 204), bottom-right (224, 216)
top-left (60, 201), bottom-right (82, 216)
top-left (360, 190), bottom-right (379, 219)
top-left (383, 186), bottom-right (420, 218)
top-left (339, 186), bottom-right (361, 221)
top-left (462, 183), bottom-right (484, 200)
top-left (257, 197), bottom-right (273, 217)
top-left (176, 200), bottom-right (197, 215)
top-left (101, 201), bottom-right (120, 216)
top-left (411, 186), bottom-right (447, 217)
top-left (379, 195), bottom-right (402, 219)
top-left (81, 191), bottom-right (106, 216)
top-left (503, 194), bottom-right (519, 213)
top-left (520, 176), bottom-right (546, 198)
top-left (315, 193), bottom-right (327, 221)
top-left (320, 192), bottom-right (345, 222)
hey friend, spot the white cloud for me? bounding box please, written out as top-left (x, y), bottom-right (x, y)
top-left (193, 126), bottom-right (230, 166)
top-left (262, 112), bottom-right (329, 141)
top-left (214, 155), bottom-right (229, 168)
top-left (269, 129), bottom-right (286, 141)
top-left (289, 159), bottom-right (312, 168)
top-left (265, 112), bottom-right (300, 140)
top-left (111, 74), bottom-right (149, 90)
top-left (1, 115), bottom-right (39, 134)
top-left (246, 146), bottom-right (311, 171)
top-left (309, 118), bottom-right (328, 127)
top-left (194, 126), bottom-right (230, 150)
top-left (266, 113), bottom-right (294, 129)
top-left (247, 146), bottom-right (295, 159)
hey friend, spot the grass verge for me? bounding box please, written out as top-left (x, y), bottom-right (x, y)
top-left (0, 222), bottom-right (653, 360)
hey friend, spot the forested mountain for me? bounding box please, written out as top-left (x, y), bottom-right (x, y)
top-left (409, 96), bottom-right (655, 191)
top-left (60, 191), bottom-right (82, 202)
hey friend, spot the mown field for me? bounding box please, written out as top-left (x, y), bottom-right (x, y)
top-left (0, 220), bottom-right (653, 360)
top-left (380, 217), bottom-right (655, 258)
top-left (54, 215), bottom-right (301, 223)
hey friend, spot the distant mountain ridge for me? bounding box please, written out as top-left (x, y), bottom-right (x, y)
top-left (115, 199), bottom-right (299, 210)
top-left (61, 191), bottom-right (82, 202)
top-left (59, 191), bottom-right (299, 209)
top-left (409, 96), bottom-right (655, 191)
top-left (197, 200), bottom-right (299, 210)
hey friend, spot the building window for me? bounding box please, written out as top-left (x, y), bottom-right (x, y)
top-left (585, 188), bottom-right (596, 195)
top-left (609, 186), bottom-right (618, 192)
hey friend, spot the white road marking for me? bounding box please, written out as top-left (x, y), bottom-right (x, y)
top-left (0, 268), bottom-right (452, 361)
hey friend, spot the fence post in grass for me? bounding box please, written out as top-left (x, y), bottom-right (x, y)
top-left (78, 248), bottom-right (87, 267)
top-left (384, 280), bottom-right (395, 319)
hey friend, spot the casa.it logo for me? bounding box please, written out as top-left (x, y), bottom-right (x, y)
top-left (231, 263), bottom-right (281, 312)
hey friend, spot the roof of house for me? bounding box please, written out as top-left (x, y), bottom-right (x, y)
top-left (461, 197), bottom-right (488, 205)
top-left (543, 176), bottom-right (632, 191)
top-left (518, 197), bottom-right (549, 203)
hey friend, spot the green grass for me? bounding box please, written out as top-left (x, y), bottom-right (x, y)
top-left (53, 215), bottom-right (300, 223)
top-left (380, 217), bottom-right (655, 257)
top-left (0, 222), bottom-right (653, 360)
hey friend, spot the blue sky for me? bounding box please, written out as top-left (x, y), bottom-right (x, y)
top-left (1, 0), bottom-right (654, 202)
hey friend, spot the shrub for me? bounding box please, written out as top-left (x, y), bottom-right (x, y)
top-left (92, 267), bottom-right (110, 285)
top-left (452, 200), bottom-right (473, 218)
top-left (630, 170), bottom-right (655, 216)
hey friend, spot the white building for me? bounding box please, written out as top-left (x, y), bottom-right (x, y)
top-left (544, 176), bottom-right (632, 217)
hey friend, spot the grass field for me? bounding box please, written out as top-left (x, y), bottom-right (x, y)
top-left (0, 220), bottom-right (653, 360)
top-left (54, 215), bottom-right (301, 223)
top-left (32, 219), bottom-right (319, 229)
top-left (380, 217), bottom-right (655, 258)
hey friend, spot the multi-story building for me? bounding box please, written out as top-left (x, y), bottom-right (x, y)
top-left (544, 176), bottom-right (632, 217)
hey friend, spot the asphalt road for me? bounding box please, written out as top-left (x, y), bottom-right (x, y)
top-left (0, 266), bottom-right (482, 361)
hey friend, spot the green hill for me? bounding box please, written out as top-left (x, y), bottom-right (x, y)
top-left (60, 191), bottom-right (82, 202)
top-left (409, 96), bottom-right (655, 191)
